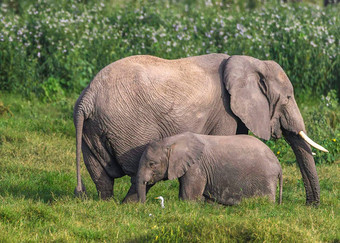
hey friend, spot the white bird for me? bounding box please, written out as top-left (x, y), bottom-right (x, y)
top-left (155, 196), bottom-right (165, 208)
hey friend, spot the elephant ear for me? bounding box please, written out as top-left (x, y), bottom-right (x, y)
top-left (224, 55), bottom-right (271, 140)
top-left (167, 132), bottom-right (204, 180)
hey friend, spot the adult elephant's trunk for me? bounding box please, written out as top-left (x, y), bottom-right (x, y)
top-left (283, 130), bottom-right (320, 205)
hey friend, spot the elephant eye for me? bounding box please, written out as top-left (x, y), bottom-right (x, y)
top-left (149, 161), bottom-right (157, 168)
top-left (258, 74), bottom-right (268, 94)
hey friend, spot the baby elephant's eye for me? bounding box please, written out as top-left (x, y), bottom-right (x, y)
top-left (149, 161), bottom-right (156, 167)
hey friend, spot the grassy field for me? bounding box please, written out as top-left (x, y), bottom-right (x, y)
top-left (1, 0), bottom-right (339, 241)
top-left (0, 93), bottom-right (339, 242)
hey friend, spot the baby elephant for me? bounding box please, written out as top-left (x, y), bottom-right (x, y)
top-left (137, 132), bottom-right (282, 205)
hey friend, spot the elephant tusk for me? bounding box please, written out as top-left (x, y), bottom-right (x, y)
top-left (299, 131), bottom-right (329, 153)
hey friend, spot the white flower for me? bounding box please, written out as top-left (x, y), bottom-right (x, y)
top-left (327, 36), bottom-right (335, 44)
top-left (205, 0), bottom-right (213, 6)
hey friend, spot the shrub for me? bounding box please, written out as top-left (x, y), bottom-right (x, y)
top-left (303, 90), bottom-right (340, 163)
top-left (0, 0), bottom-right (339, 100)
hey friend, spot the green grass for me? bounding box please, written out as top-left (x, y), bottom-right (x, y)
top-left (0, 93), bottom-right (339, 242)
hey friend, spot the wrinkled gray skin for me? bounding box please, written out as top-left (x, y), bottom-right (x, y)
top-left (137, 133), bottom-right (283, 205)
top-left (74, 54), bottom-right (319, 205)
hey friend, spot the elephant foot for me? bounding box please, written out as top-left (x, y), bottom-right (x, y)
top-left (306, 199), bottom-right (320, 207)
top-left (122, 193), bottom-right (139, 203)
top-left (97, 190), bottom-right (113, 200)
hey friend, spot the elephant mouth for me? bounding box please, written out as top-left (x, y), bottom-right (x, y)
top-left (270, 117), bottom-right (282, 139)
top-left (147, 181), bottom-right (155, 185)
top-left (271, 130), bottom-right (282, 139)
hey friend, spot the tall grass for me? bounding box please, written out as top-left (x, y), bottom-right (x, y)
top-left (0, 0), bottom-right (339, 100)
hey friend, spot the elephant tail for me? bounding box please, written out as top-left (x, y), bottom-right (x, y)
top-left (74, 109), bottom-right (86, 197)
top-left (278, 170), bottom-right (283, 204)
top-left (73, 90), bottom-right (94, 198)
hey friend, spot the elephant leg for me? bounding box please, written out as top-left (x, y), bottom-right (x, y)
top-left (122, 176), bottom-right (154, 203)
top-left (178, 166), bottom-right (206, 201)
top-left (267, 179), bottom-right (277, 203)
top-left (179, 176), bottom-right (206, 201)
top-left (82, 142), bottom-right (114, 200)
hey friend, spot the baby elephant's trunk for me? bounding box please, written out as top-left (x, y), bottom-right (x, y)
top-left (137, 180), bottom-right (147, 203)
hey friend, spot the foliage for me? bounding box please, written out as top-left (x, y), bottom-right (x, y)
top-left (39, 77), bottom-right (65, 102)
top-left (0, 101), bottom-right (13, 117)
top-left (0, 0), bottom-right (339, 100)
top-left (0, 93), bottom-right (339, 242)
top-left (303, 90), bottom-right (340, 163)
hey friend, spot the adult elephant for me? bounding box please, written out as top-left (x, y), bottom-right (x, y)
top-left (74, 54), bottom-right (327, 205)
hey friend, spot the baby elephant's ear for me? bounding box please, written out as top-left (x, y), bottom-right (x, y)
top-left (167, 133), bottom-right (204, 180)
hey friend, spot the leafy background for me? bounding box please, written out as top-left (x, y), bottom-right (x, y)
top-left (1, 0), bottom-right (339, 99)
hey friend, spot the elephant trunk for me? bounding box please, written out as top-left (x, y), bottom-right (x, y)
top-left (137, 181), bottom-right (147, 203)
top-left (137, 171), bottom-right (147, 203)
top-left (283, 130), bottom-right (320, 205)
